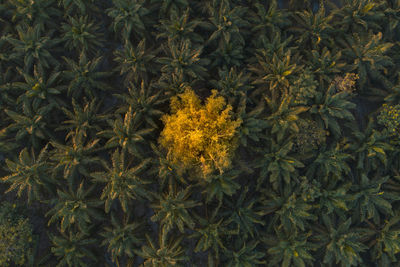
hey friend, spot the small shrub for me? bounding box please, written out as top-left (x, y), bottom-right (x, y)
top-left (159, 88), bottom-right (242, 177)
top-left (333, 73), bottom-right (359, 93)
top-left (378, 103), bottom-right (400, 135)
top-left (0, 202), bottom-right (34, 267)
top-left (293, 119), bottom-right (327, 154)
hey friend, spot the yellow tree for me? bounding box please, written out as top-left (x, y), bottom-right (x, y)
top-left (159, 88), bottom-right (241, 178)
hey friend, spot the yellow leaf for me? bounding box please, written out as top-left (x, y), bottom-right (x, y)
top-left (372, 147), bottom-right (385, 155)
top-left (362, 3), bottom-right (374, 13)
top-left (283, 70), bottom-right (292, 76)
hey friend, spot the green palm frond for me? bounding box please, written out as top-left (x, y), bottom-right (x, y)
top-left (50, 229), bottom-right (97, 267)
top-left (61, 15), bottom-right (104, 55)
top-left (113, 39), bottom-right (157, 85)
top-left (9, 0), bottom-right (61, 30)
top-left (265, 230), bottom-right (316, 267)
top-left (310, 82), bottom-right (356, 138)
top-left (46, 182), bottom-right (104, 234)
top-left (157, 38), bottom-right (210, 81)
top-left (136, 226), bottom-right (188, 266)
top-left (221, 186), bottom-right (266, 238)
top-left (313, 214), bottom-right (368, 267)
top-left (62, 51), bottom-right (113, 99)
top-left (350, 172), bottom-right (397, 225)
top-left (114, 80), bottom-right (167, 129)
top-left (101, 213), bottom-right (143, 263)
top-left (97, 106), bottom-right (154, 158)
top-left (255, 138), bottom-right (304, 191)
top-left (106, 0), bottom-right (153, 41)
top-left (1, 103), bottom-right (55, 149)
top-left (1, 144), bottom-right (53, 203)
top-left (14, 65), bottom-right (65, 111)
top-left (156, 8), bottom-right (206, 44)
top-left (91, 149), bottom-right (152, 213)
top-left (150, 185), bottom-right (200, 233)
top-left (3, 24), bottom-right (61, 73)
top-left (57, 97), bottom-right (110, 140)
top-left (222, 238), bottom-right (265, 267)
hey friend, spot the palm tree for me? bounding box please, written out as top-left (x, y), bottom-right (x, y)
top-left (4, 24), bottom-right (61, 74)
top-left (13, 65), bottom-right (65, 112)
top-left (312, 214), bottom-right (368, 267)
top-left (61, 15), bottom-right (104, 56)
top-left (1, 103), bottom-right (55, 149)
top-left (62, 52), bottom-right (113, 99)
top-left (263, 94), bottom-right (309, 142)
top-left (208, 35), bottom-right (245, 70)
top-left (222, 238), bottom-right (265, 267)
top-left (299, 178), bottom-right (352, 217)
top-left (156, 8), bottom-right (206, 44)
top-left (289, 2), bottom-right (334, 50)
top-left (57, 98), bottom-right (110, 140)
top-left (338, 31), bottom-right (394, 93)
top-left (306, 47), bottom-right (346, 88)
top-left (106, 0), bottom-right (153, 41)
top-left (155, 71), bottom-right (193, 96)
top-left (189, 206), bottom-right (236, 266)
top-left (210, 67), bottom-right (253, 105)
top-left (97, 106), bottom-right (154, 158)
top-left (90, 149), bottom-right (152, 213)
top-left (46, 182), bottom-right (104, 234)
top-left (248, 29), bottom-right (293, 64)
top-left (8, 0), bottom-right (62, 30)
top-left (100, 213), bottom-right (143, 265)
top-left (220, 186), bottom-right (265, 238)
top-left (265, 229), bottom-right (316, 267)
top-left (150, 185), bottom-right (200, 233)
top-left (204, 0), bottom-right (250, 48)
top-left (50, 229), bottom-right (97, 267)
top-left (136, 226), bottom-right (188, 266)
top-left (306, 142), bottom-right (353, 185)
top-left (248, 1), bottom-right (290, 38)
top-left (157, 38), bottom-right (210, 81)
top-left (114, 80), bottom-right (167, 129)
top-left (250, 50), bottom-right (301, 103)
top-left (50, 134), bottom-right (103, 187)
top-left (149, 142), bottom-right (188, 190)
top-left (349, 118), bottom-right (394, 171)
top-left (0, 36), bottom-right (13, 72)
top-left (254, 138), bottom-right (304, 191)
top-left (1, 144), bottom-right (53, 203)
top-left (309, 82), bottom-right (356, 138)
top-left (259, 186), bottom-right (317, 234)
top-left (113, 39), bottom-right (157, 85)
top-left (362, 212), bottom-right (400, 266)
top-left (199, 168), bottom-right (241, 204)
top-left (350, 172), bottom-right (395, 225)
top-left (331, 0), bottom-right (385, 33)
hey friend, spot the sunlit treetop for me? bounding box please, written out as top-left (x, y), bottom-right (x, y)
top-left (159, 88), bottom-right (242, 178)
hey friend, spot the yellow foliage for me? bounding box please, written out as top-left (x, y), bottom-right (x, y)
top-left (159, 88), bottom-right (242, 177)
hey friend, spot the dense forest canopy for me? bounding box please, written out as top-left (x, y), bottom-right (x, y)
top-left (1, 0), bottom-right (400, 266)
